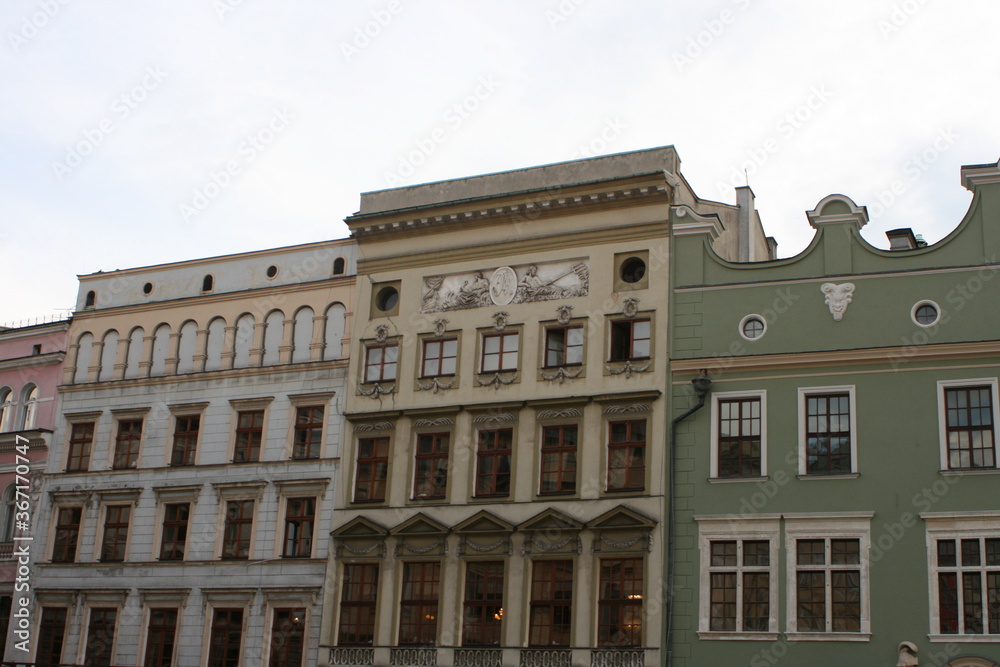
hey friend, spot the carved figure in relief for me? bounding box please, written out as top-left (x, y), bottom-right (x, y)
top-left (821, 282), bottom-right (855, 321)
top-left (896, 641), bottom-right (918, 667)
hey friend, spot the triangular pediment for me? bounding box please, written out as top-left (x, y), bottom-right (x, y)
top-left (454, 510), bottom-right (514, 535)
top-left (331, 516), bottom-right (388, 539)
top-left (390, 512), bottom-right (449, 536)
top-left (518, 508), bottom-right (583, 533)
top-left (588, 505), bottom-right (657, 531)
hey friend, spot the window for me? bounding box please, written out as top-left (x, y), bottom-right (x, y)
top-left (144, 608), bottom-right (178, 667)
top-left (422, 338), bottom-right (457, 377)
top-left (112, 419), bottom-right (142, 469)
top-left (292, 406), bottom-right (324, 460)
top-left (607, 420), bottom-right (646, 492)
top-left (939, 380), bottom-right (998, 470)
top-left (799, 387), bottom-right (856, 476)
top-left (234, 410), bottom-right (264, 463)
top-left (463, 561), bottom-right (504, 646)
top-left (266, 265), bottom-right (279, 278)
top-left (739, 315), bottom-right (767, 341)
top-left (598, 558), bottom-right (643, 647)
top-left (0, 596), bottom-right (10, 657)
top-left (202, 274), bottom-right (214, 291)
top-left (338, 563), bottom-right (379, 646)
top-left (529, 560), bottom-right (573, 646)
top-left (36, 607), bottom-right (68, 667)
top-left (545, 326), bottom-right (583, 367)
top-left (913, 300), bottom-right (941, 327)
top-left (32, 343), bottom-right (42, 355)
top-left (67, 421), bottom-right (95, 471)
top-left (282, 497), bottom-right (316, 558)
top-left (375, 285), bottom-right (399, 313)
top-left (0, 389), bottom-right (12, 432)
top-left (170, 415), bottom-right (200, 466)
top-left (354, 437), bottom-right (389, 503)
top-left (85, 290), bottom-right (96, 308)
top-left (20, 385), bottom-right (38, 430)
top-left (208, 608), bottom-right (244, 667)
top-left (414, 433), bottom-right (449, 500)
top-left (619, 257), bottom-right (646, 284)
top-left (52, 507), bottom-right (82, 562)
top-left (712, 392), bottom-right (765, 479)
top-left (475, 429), bottom-right (512, 498)
top-left (540, 425), bottom-right (578, 495)
top-left (159, 503), bottom-right (190, 561)
top-left (333, 257), bottom-right (346, 275)
top-left (270, 609), bottom-right (306, 667)
top-left (1, 485), bottom-right (13, 542)
top-left (364, 344), bottom-right (398, 382)
top-left (85, 607), bottom-right (117, 667)
top-left (222, 500), bottom-right (254, 560)
top-left (100, 505), bottom-right (131, 562)
top-left (609, 319), bottom-right (650, 361)
top-left (481, 331), bottom-right (518, 373)
top-left (398, 562), bottom-right (440, 645)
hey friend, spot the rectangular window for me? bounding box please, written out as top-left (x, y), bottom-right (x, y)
top-left (159, 503), bottom-right (190, 561)
top-left (365, 344), bottom-right (398, 382)
top-left (338, 563), bottom-right (379, 646)
top-left (52, 507), bottom-right (82, 563)
top-left (354, 437), bottom-right (389, 503)
top-left (481, 331), bottom-right (519, 373)
top-left (529, 560), bottom-right (573, 647)
top-left (945, 385), bottom-right (996, 469)
top-left (222, 500), bottom-right (254, 560)
top-left (398, 562), bottom-right (441, 645)
top-left (933, 536), bottom-right (1000, 635)
top-left (36, 607), bottom-right (68, 667)
top-left (269, 608), bottom-right (306, 667)
top-left (414, 433), bottom-right (449, 500)
top-left (422, 338), bottom-right (458, 377)
top-left (100, 505), bottom-right (131, 562)
top-left (598, 558), bottom-right (644, 647)
top-left (282, 497), bottom-right (316, 558)
top-left (113, 418), bottom-right (142, 469)
top-left (707, 540), bottom-right (770, 633)
top-left (609, 319), bottom-right (650, 361)
top-left (67, 421), bottom-right (94, 471)
top-left (794, 538), bottom-right (862, 633)
top-left (718, 397), bottom-right (762, 477)
top-left (540, 425), bottom-right (577, 495)
top-left (85, 607), bottom-right (117, 667)
top-left (144, 608), bottom-right (178, 667)
top-left (463, 561), bottom-right (504, 646)
top-left (608, 420), bottom-right (646, 492)
top-left (475, 429), bottom-right (512, 498)
top-left (545, 326), bottom-right (583, 367)
top-left (208, 608), bottom-right (244, 667)
top-left (799, 388), bottom-right (856, 475)
top-left (170, 415), bottom-right (200, 466)
top-left (292, 406), bottom-right (324, 460)
top-left (233, 410), bottom-right (264, 463)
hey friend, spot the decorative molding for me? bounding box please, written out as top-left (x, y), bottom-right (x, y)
top-left (473, 412), bottom-right (518, 425)
top-left (460, 536), bottom-right (511, 555)
top-left (421, 260), bottom-right (589, 313)
top-left (606, 360), bottom-right (651, 378)
top-left (374, 324), bottom-right (390, 343)
top-left (477, 373), bottom-right (518, 389)
top-left (540, 366), bottom-right (583, 384)
top-left (521, 535), bottom-right (581, 556)
top-left (359, 383), bottom-right (395, 399)
top-left (416, 377), bottom-right (456, 393)
top-left (556, 304), bottom-right (574, 325)
top-left (432, 318), bottom-right (449, 337)
top-left (490, 267), bottom-right (517, 306)
top-left (339, 541), bottom-right (385, 557)
top-left (604, 403), bottom-right (651, 415)
top-left (592, 533), bottom-right (652, 552)
top-left (821, 282), bottom-right (855, 321)
top-left (395, 538), bottom-right (448, 556)
top-left (622, 297), bottom-right (640, 319)
top-left (537, 408), bottom-right (583, 420)
top-left (412, 417), bottom-right (455, 428)
top-left (353, 421), bottom-right (394, 433)
top-left (492, 311), bottom-right (509, 332)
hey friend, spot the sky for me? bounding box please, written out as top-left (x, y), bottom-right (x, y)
top-left (1, 1), bottom-right (999, 325)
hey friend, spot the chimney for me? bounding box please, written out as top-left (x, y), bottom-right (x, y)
top-left (886, 228), bottom-right (918, 251)
top-left (736, 186), bottom-right (756, 262)
top-left (766, 236), bottom-right (778, 261)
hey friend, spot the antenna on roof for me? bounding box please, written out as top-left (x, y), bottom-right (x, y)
top-left (744, 168), bottom-right (749, 187)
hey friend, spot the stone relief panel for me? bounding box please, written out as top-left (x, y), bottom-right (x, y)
top-left (421, 260), bottom-right (589, 313)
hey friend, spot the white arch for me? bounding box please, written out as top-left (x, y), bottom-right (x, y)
top-left (98, 330), bottom-right (119, 382)
top-left (0, 388), bottom-right (14, 432)
top-left (205, 317), bottom-right (227, 371)
top-left (323, 303), bottom-right (346, 361)
top-left (176, 320), bottom-right (199, 374)
top-left (262, 310), bottom-right (284, 366)
top-left (292, 307), bottom-right (314, 363)
top-left (1, 483), bottom-right (15, 542)
top-left (73, 332), bottom-right (95, 384)
top-left (150, 323), bottom-right (171, 376)
top-left (124, 327), bottom-right (145, 379)
top-left (233, 313), bottom-right (255, 368)
top-left (19, 384), bottom-right (38, 430)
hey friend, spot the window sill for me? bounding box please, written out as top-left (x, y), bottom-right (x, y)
top-left (797, 473), bottom-right (860, 480)
top-left (785, 632), bottom-right (871, 642)
top-left (928, 634), bottom-right (1000, 643)
top-left (696, 631), bottom-right (779, 641)
top-left (709, 476), bottom-right (769, 484)
top-left (940, 467), bottom-right (1000, 476)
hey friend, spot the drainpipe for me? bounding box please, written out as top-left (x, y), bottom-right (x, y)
top-left (666, 371), bottom-right (712, 667)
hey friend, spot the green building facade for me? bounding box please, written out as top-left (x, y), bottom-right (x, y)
top-left (667, 160), bottom-right (1000, 666)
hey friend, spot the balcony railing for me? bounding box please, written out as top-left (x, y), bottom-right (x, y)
top-left (323, 646), bottom-right (655, 667)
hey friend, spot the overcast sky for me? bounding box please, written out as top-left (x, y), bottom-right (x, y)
top-left (2, 1), bottom-right (998, 325)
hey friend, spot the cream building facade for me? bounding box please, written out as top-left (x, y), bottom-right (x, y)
top-left (322, 147), bottom-right (769, 667)
top-left (20, 240), bottom-right (356, 666)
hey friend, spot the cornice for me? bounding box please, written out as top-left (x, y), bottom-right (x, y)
top-left (0, 351), bottom-right (66, 372)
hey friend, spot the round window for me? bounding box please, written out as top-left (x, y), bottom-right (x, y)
top-left (620, 257), bottom-right (647, 284)
top-left (375, 286), bottom-right (399, 312)
top-left (266, 265), bottom-right (278, 279)
top-left (912, 301), bottom-right (941, 327)
top-left (739, 314), bottom-right (766, 341)
top-left (142, 282), bottom-right (153, 295)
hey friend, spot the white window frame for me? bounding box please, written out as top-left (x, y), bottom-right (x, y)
top-left (797, 385), bottom-right (858, 477)
top-left (152, 484), bottom-right (201, 562)
top-left (695, 515), bottom-right (780, 640)
top-left (273, 478), bottom-right (328, 559)
top-left (784, 513), bottom-right (873, 641)
top-left (710, 390), bottom-right (768, 480)
top-left (937, 378), bottom-right (1000, 472)
top-left (165, 401), bottom-right (209, 467)
top-left (228, 397), bottom-right (274, 464)
top-left (922, 511), bottom-right (1000, 642)
top-left (212, 481), bottom-right (266, 560)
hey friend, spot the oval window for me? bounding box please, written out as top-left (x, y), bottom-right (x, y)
top-left (375, 286), bottom-right (399, 312)
top-left (739, 314), bottom-right (766, 341)
top-left (620, 257), bottom-right (647, 284)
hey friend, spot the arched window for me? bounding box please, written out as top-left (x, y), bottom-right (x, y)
top-left (1, 484), bottom-right (15, 542)
top-left (73, 332), bottom-right (95, 384)
top-left (0, 389), bottom-right (13, 432)
top-left (262, 310), bottom-right (285, 366)
top-left (205, 318), bottom-right (227, 371)
top-left (99, 331), bottom-right (119, 382)
top-left (291, 307), bottom-right (314, 363)
top-left (84, 290), bottom-right (96, 308)
top-left (233, 314), bottom-right (255, 368)
top-left (124, 327), bottom-right (145, 380)
top-left (19, 385), bottom-right (38, 430)
top-left (333, 257), bottom-right (346, 275)
top-left (150, 324), bottom-right (171, 376)
top-left (176, 321), bottom-right (198, 374)
top-left (202, 274), bottom-right (214, 292)
top-left (323, 303), bottom-right (347, 361)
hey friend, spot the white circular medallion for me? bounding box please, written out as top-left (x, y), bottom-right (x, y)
top-left (490, 267), bottom-right (517, 305)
